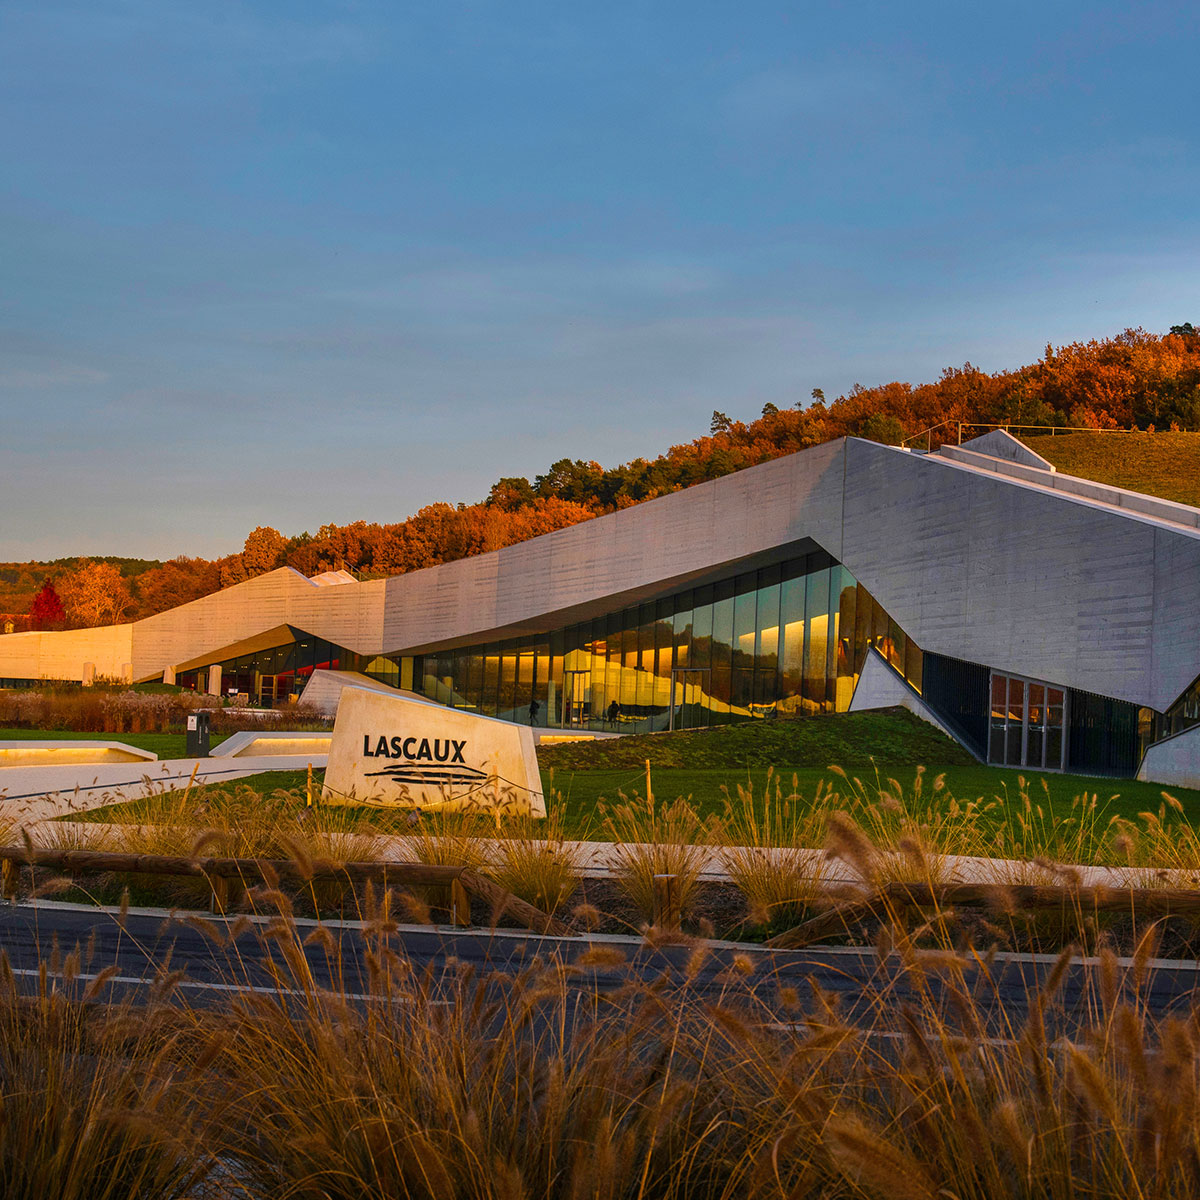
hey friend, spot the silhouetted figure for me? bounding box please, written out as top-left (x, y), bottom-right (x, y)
top-left (607, 699), bottom-right (621, 729)
top-left (529, 699), bottom-right (540, 726)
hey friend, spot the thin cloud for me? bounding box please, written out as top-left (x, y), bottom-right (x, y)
top-left (0, 365), bottom-right (107, 388)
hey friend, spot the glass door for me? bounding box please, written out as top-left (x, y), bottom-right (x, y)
top-left (989, 670), bottom-right (1067, 770)
top-left (563, 670), bottom-right (591, 727)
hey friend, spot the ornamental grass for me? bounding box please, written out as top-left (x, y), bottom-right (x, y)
top-left (4, 878), bottom-right (1200, 1198)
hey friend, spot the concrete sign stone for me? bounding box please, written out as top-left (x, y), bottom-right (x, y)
top-left (323, 685), bottom-right (545, 816)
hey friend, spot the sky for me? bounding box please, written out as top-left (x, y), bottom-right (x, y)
top-left (1, 1), bottom-right (1198, 561)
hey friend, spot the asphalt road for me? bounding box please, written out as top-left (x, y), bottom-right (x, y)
top-left (2, 901), bottom-right (1199, 1039)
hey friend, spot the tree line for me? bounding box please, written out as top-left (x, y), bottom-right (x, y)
top-left (10, 325), bottom-right (1200, 630)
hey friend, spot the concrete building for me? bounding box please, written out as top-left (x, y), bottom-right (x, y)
top-left (3, 432), bottom-right (1200, 785)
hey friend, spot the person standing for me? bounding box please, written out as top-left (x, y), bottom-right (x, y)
top-left (529, 698), bottom-right (540, 726)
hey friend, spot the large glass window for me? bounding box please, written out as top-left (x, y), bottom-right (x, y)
top-left (690, 586), bottom-right (713, 670)
top-left (802, 564), bottom-right (830, 712)
top-left (355, 550), bottom-right (930, 733)
top-left (780, 564), bottom-right (805, 710)
top-left (834, 568), bottom-right (858, 709)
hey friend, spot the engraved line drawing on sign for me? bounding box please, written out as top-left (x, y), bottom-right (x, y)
top-left (364, 764), bottom-right (490, 787)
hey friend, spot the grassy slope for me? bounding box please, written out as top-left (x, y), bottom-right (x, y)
top-left (1028, 430), bottom-right (1200, 507)
top-left (544, 764), bottom-right (1200, 830)
top-left (539, 712), bottom-right (1200, 826)
top-left (537, 708), bottom-right (977, 770)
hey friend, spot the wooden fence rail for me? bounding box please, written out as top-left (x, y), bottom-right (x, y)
top-left (0, 846), bottom-right (569, 937)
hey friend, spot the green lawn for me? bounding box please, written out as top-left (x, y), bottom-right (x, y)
top-left (69, 760), bottom-right (1200, 847)
top-left (537, 708), bottom-right (977, 771)
top-left (545, 763), bottom-right (1200, 831)
top-left (30, 707), bottom-right (1200, 852)
top-left (0, 727), bottom-right (229, 758)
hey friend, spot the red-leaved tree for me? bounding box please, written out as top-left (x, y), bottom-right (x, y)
top-left (28, 580), bottom-right (65, 630)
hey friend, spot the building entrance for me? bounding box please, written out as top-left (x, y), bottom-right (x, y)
top-left (563, 670), bottom-right (591, 727)
top-left (988, 671), bottom-right (1066, 770)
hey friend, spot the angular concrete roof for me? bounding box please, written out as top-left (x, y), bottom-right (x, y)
top-left (3, 434), bottom-right (1198, 712)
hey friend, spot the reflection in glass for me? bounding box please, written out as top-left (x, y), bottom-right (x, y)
top-left (711, 582), bottom-right (734, 673)
top-left (988, 670), bottom-right (1068, 771)
top-left (348, 550), bottom-right (939, 734)
top-left (803, 567), bottom-right (830, 711)
top-left (780, 570), bottom-right (804, 709)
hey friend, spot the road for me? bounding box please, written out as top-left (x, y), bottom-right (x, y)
top-left (2, 901), bottom-right (1198, 1038)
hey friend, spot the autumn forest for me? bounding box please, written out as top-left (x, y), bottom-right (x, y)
top-left (5, 325), bottom-right (1200, 632)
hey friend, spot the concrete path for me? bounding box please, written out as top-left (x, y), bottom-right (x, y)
top-left (25, 818), bottom-right (1191, 893)
top-left (0, 755), bottom-right (327, 825)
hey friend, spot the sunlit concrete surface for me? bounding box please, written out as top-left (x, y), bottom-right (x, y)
top-left (0, 740), bottom-right (157, 767)
top-left (0, 754), bottom-right (328, 826)
top-left (31, 821), bottom-right (1190, 893)
top-left (298, 668), bottom-right (423, 718)
top-left (1138, 725), bottom-right (1200, 791)
top-left (212, 731), bottom-right (334, 758)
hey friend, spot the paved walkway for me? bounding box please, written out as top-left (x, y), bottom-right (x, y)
top-left (0, 755), bottom-right (327, 825)
top-left (25, 818), bottom-right (1188, 893)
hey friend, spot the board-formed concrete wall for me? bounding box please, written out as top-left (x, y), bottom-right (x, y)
top-left (1138, 725), bottom-right (1200, 791)
top-left (379, 437), bottom-right (847, 652)
top-left (0, 624), bottom-right (134, 683)
top-left (3, 434), bottom-right (1199, 717)
top-left (130, 569), bottom-right (386, 681)
top-left (839, 440), bottom-right (1200, 712)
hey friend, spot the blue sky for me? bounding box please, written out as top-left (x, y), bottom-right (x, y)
top-left (2, 1), bottom-right (1198, 559)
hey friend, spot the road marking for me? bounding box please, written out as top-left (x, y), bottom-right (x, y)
top-left (4, 965), bottom-right (445, 1004)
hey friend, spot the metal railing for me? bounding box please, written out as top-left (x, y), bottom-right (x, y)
top-left (898, 421), bottom-right (1180, 453)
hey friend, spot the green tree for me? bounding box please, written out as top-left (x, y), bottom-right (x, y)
top-left (487, 477), bottom-right (536, 509)
top-left (860, 413), bottom-right (906, 446)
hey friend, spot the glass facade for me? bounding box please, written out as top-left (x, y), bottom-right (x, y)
top-left (177, 627), bottom-right (346, 704)
top-left (362, 551), bottom-right (925, 732)
top-left (1146, 673), bottom-right (1200, 751)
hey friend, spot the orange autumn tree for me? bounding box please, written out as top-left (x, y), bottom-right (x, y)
top-left (57, 560), bottom-right (133, 628)
top-left (70, 324), bottom-right (1200, 611)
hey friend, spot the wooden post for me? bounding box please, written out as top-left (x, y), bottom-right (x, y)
top-left (653, 874), bottom-right (679, 930)
top-left (210, 874), bottom-right (229, 914)
top-left (306, 762), bottom-right (314, 808)
top-left (645, 758), bottom-right (652, 805)
top-left (450, 876), bottom-right (471, 928)
top-left (1, 859), bottom-right (16, 902)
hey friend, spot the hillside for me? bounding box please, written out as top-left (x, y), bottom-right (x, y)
top-left (7, 325), bottom-right (1199, 629)
top-left (0, 558), bottom-right (160, 624)
top-left (1027, 431), bottom-right (1200, 509)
